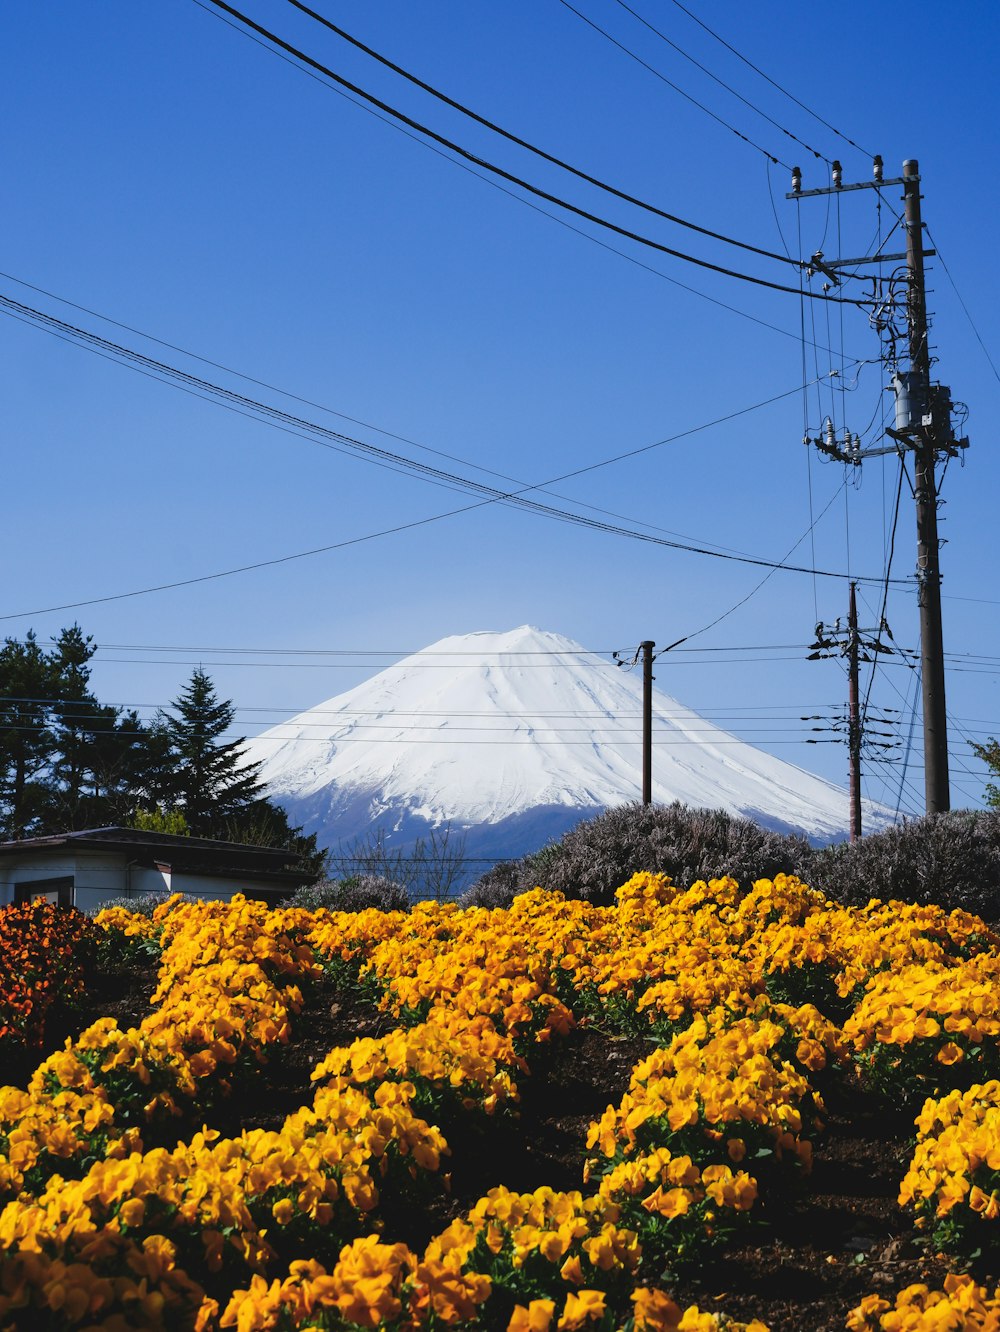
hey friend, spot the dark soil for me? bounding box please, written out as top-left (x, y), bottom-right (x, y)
top-left (1, 958), bottom-right (157, 1088)
top-left (7, 967), bottom-right (999, 1330)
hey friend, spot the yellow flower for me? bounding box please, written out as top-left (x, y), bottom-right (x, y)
top-left (558, 1289), bottom-right (606, 1328)
top-left (508, 1298), bottom-right (556, 1331)
top-left (118, 1197), bottom-right (145, 1228)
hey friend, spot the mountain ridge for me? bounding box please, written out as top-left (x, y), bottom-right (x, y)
top-left (244, 625), bottom-right (893, 864)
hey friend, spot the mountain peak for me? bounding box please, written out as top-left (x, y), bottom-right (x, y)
top-left (245, 626), bottom-right (890, 853)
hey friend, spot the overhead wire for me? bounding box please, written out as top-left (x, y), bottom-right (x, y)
top-left (1, 296), bottom-right (904, 624)
top-left (281, 0), bottom-right (799, 267)
top-left (196, 0), bottom-right (865, 306)
top-left (663, 0), bottom-right (873, 159)
top-left (860, 457), bottom-right (905, 732)
top-left (555, 0), bottom-right (791, 168)
top-left (655, 475), bottom-right (849, 656)
top-left (795, 198), bottom-right (819, 623)
top-left (609, 0), bottom-right (829, 164)
top-left (0, 727), bottom-right (856, 747)
top-left (0, 276), bottom-right (775, 564)
top-left (188, 3), bottom-right (861, 354)
top-left (925, 224), bottom-right (1000, 386)
top-left (0, 291), bottom-right (831, 528)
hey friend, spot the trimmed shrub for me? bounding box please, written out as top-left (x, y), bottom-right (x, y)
top-left (466, 803), bottom-right (813, 907)
top-left (89, 891), bottom-right (185, 918)
top-left (809, 809), bottom-right (1000, 919)
top-left (287, 873), bottom-right (410, 913)
top-left (460, 843), bottom-right (564, 909)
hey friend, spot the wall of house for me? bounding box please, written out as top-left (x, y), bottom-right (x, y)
top-left (0, 854), bottom-right (297, 911)
top-left (126, 866), bottom-right (276, 902)
top-left (0, 852), bottom-right (127, 910)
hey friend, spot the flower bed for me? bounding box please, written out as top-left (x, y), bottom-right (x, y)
top-left (1, 876), bottom-right (999, 1329)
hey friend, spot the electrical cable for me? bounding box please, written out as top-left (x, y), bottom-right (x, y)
top-left (190, 3), bottom-right (864, 353)
top-left (555, 0), bottom-right (790, 168)
top-left (655, 476), bottom-right (848, 656)
top-left (0, 270), bottom-right (825, 559)
top-left (1, 287), bottom-right (858, 551)
top-left (1, 297), bottom-right (903, 624)
top-left (663, 0), bottom-right (873, 159)
top-left (197, 0), bottom-right (864, 306)
top-left (925, 225), bottom-right (1000, 386)
top-left (0, 720), bottom-right (853, 746)
top-left (860, 457), bottom-right (905, 731)
top-left (282, 0), bottom-right (800, 268)
top-left (795, 202), bottom-right (819, 624)
top-left (1, 291), bottom-right (831, 523)
top-left (610, 0), bottom-right (829, 164)
top-left (1, 693), bottom-right (869, 719)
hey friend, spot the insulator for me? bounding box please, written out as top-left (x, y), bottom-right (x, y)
top-left (832, 159), bottom-right (843, 187)
top-left (873, 154), bottom-right (883, 183)
top-left (792, 165), bottom-right (802, 194)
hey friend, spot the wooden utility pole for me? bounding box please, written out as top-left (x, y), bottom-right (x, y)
top-left (641, 640), bottom-right (654, 805)
top-left (791, 157), bottom-right (967, 817)
top-left (903, 160), bottom-right (950, 813)
top-left (847, 584), bottom-right (862, 842)
top-left (808, 585), bottom-right (902, 838)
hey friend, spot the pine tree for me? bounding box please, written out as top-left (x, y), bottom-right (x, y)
top-left (0, 632), bottom-right (60, 838)
top-left (48, 624), bottom-right (100, 827)
top-left (160, 668), bottom-right (265, 835)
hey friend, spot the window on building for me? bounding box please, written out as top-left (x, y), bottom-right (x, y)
top-left (13, 876), bottom-right (74, 907)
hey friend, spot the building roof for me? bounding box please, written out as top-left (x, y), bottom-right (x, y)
top-left (0, 827), bottom-right (315, 886)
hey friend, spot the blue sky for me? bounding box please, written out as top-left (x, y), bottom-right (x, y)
top-left (3, 0), bottom-right (999, 821)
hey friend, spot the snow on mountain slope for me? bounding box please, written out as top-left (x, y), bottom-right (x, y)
top-left (245, 626), bottom-right (892, 849)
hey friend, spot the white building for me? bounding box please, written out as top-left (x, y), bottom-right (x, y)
top-left (0, 827), bottom-right (315, 912)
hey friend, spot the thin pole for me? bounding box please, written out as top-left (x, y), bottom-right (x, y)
top-left (847, 582), bottom-right (862, 842)
top-left (903, 159), bottom-right (950, 813)
top-left (641, 641), bottom-right (654, 805)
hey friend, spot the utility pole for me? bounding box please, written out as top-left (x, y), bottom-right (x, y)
top-left (846, 584), bottom-right (862, 842)
top-left (791, 158), bottom-right (968, 816)
top-left (613, 640), bottom-right (656, 805)
top-left (807, 584), bottom-right (900, 839)
top-left (903, 161), bottom-right (950, 813)
top-left (641, 640), bottom-right (654, 805)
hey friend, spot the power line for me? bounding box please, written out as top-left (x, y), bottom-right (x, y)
top-left (663, 0), bottom-right (873, 159)
top-left (0, 290), bottom-right (846, 530)
top-left (87, 654), bottom-right (834, 669)
top-left (555, 0), bottom-right (789, 168)
top-left (0, 722), bottom-right (860, 746)
top-left (2, 692), bottom-right (887, 720)
top-left (198, 0), bottom-right (863, 306)
top-left (860, 456), bottom-right (905, 729)
top-left (657, 477), bottom-right (848, 653)
top-left (186, 5), bottom-right (862, 356)
top-left (925, 225), bottom-right (1000, 386)
top-left (190, 5), bottom-right (863, 354)
top-left (608, 0), bottom-right (829, 164)
top-left (86, 642), bottom-right (813, 657)
top-left (0, 270), bottom-right (810, 563)
top-left (2, 303), bottom-right (902, 623)
top-left (282, 0), bottom-right (800, 269)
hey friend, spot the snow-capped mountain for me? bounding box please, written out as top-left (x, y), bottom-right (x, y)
top-left (245, 626), bottom-right (892, 865)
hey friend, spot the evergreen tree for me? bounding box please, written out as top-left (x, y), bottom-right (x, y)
top-left (221, 797), bottom-right (327, 878)
top-left (0, 634), bottom-right (321, 870)
top-left (0, 632), bottom-right (60, 838)
top-left (160, 668), bottom-right (265, 835)
top-left (47, 625), bottom-right (100, 828)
